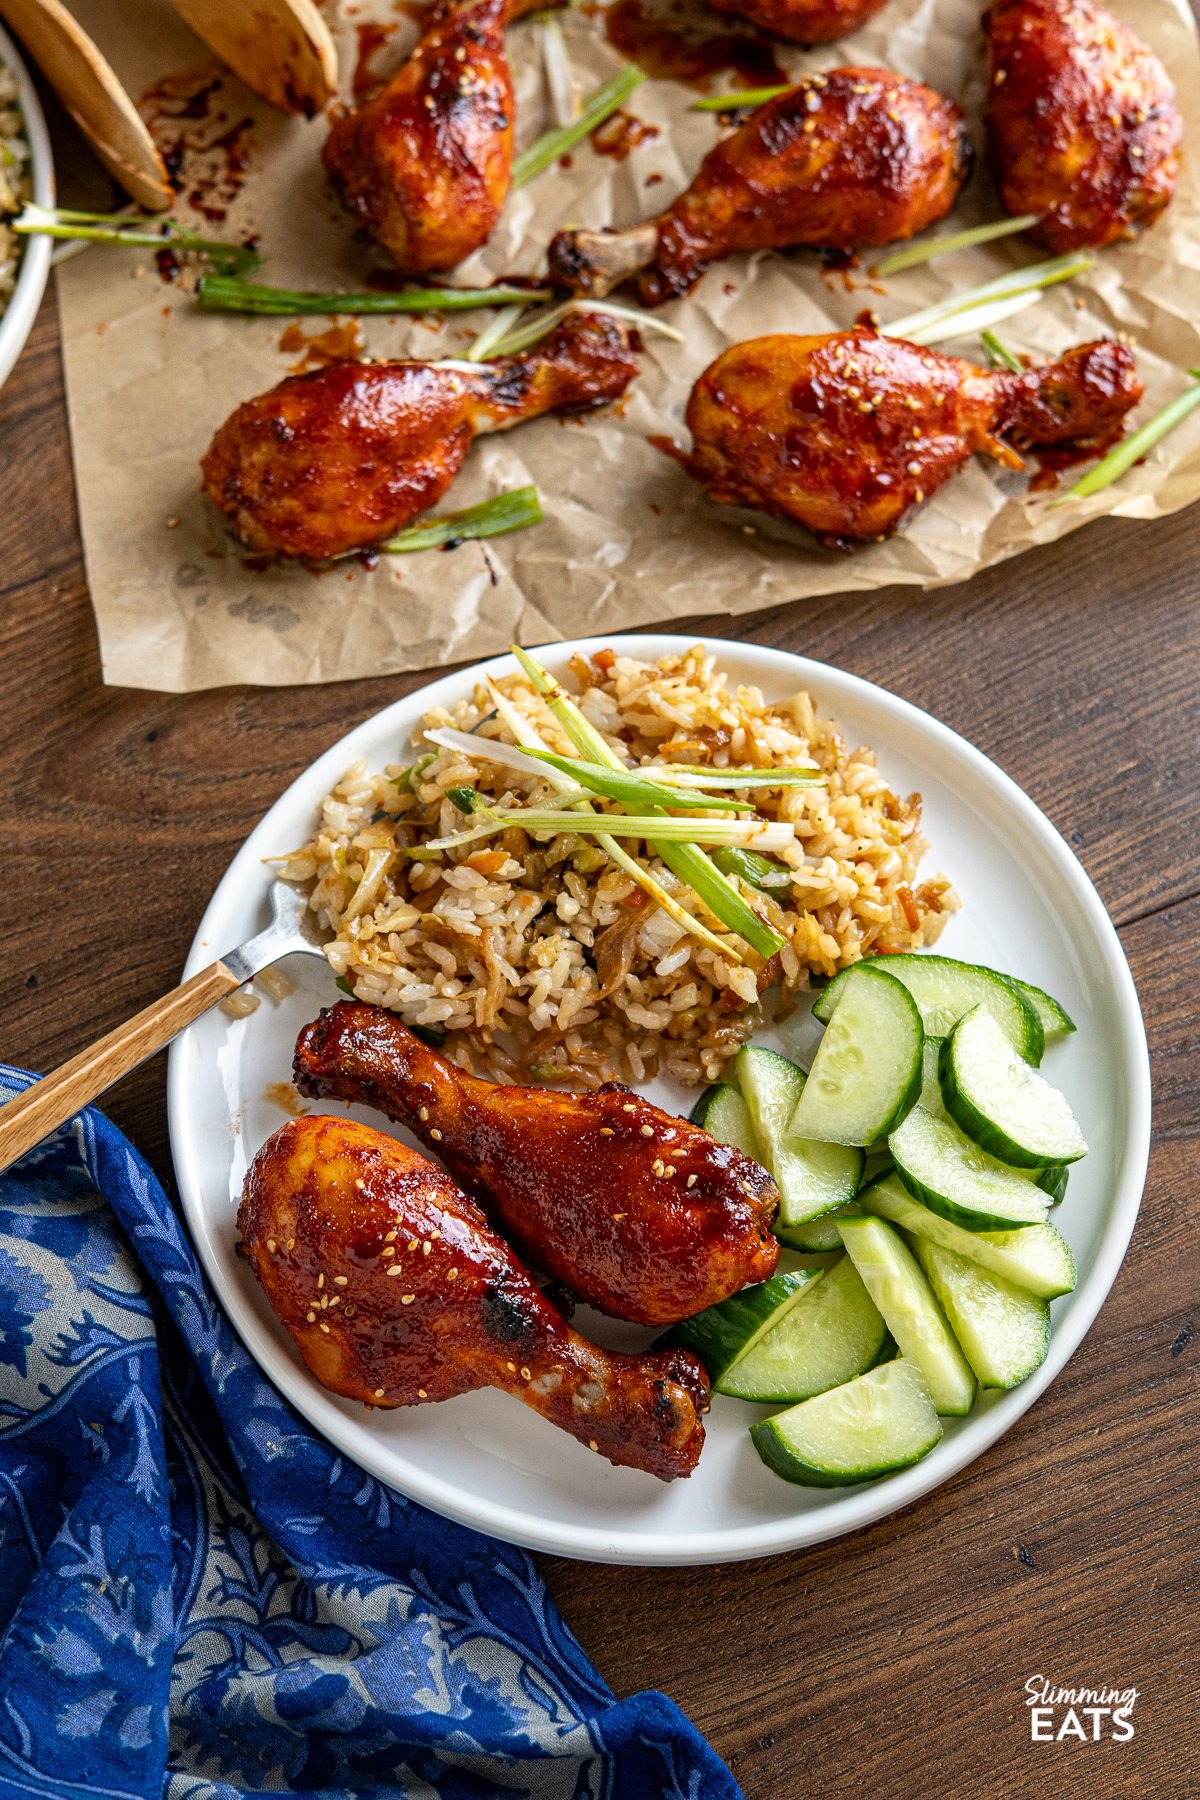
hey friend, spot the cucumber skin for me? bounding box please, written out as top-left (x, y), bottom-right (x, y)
top-left (1004, 975), bottom-right (1076, 1039)
top-left (859, 1173), bottom-right (1076, 1300)
top-left (938, 1018), bottom-right (1087, 1171)
top-left (814, 955), bottom-right (1045, 1067)
top-left (1036, 1165), bottom-right (1069, 1206)
top-left (657, 1271), bottom-right (814, 1382)
top-left (780, 1207), bottom-right (847, 1252)
top-left (716, 1255), bottom-right (887, 1402)
top-left (750, 1363), bottom-right (942, 1486)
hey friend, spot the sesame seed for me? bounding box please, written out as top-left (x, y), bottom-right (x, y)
top-left (306, 1310), bottom-right (316, 1323)
top-left (995, 68), bottom-right (1007, 84)
top-left (287, 1238), bottom-right (295, 1249)
top-left (266, 1238), bottom-right (277, 1253)
top-left (507, 1361), bottom-right (517, 1372)
top-left (318, 1322), bottom-right (330, 1333)
top-left (408, 1239), bottom-right (419, 1251)
top-left (521, 1366), bottom-right (532, 1380)
top-left (374, 1387), bottom-right (385, 1397)
top-left (588, 1439), bottom-right (599, 1452)
top-left (447, 1268), bottom-right (458, 1281)
top-left (687, 1173), bottom-right (697, 1188)
top-left (665, 1165), bottom-right (676, 1178)
top-left (599, 1126), bottom-right (614, 1136)
top-left (430, 1228), bottom-right (440, 1239)
top-left (328, 1295), bottom-right (341, 1307)
top-left (622, 1103), bottom-right (636, 1113)
top-left (612, 1212), bottom-right (627, 1221)
top-left (640, 1123), bottom-right (654, 1138)
top-left (401, 1293), bottom-right (415, 1304)
top-left (354, 1178), bottom-right (365, 1191)
top-left (419, 1105), bottom-right (430, 1121)
top-left (422, 1241), bottom-right (431, 1256)
top-left (907, 460), bottom-right (922, 474)
top-left (386, 1264), bottom-right (404, 1277)
top-left (386, 1228), bottom-right (398, 1242)
top-left (316, 1274), bottom-right (324, 1289)
top-left (430, 1127), bottom-right (443, 1141)
top-left (418, 1387), bottom-right (428, 1398)
top-left (334, 1274), bottom-right (348, 1286)
top-left (651, 1158), bottom-right (665, 1176)
top-left (382, 1245), bottom-right (396, 1258)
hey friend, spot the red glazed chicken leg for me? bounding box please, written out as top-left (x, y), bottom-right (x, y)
top-left (681, 327), bottom-right (1143, 546)
top-left (240, 1115), bottom-right (709, 1479)
top-left (293, 1000), bottom-right (781, 1326)
top-left (201, 313), bottom-right (637, 560)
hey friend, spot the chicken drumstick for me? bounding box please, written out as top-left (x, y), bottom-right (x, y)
top-left (548, 71), bottom-right (972, 305)
top-left (241, 1115), bottom-right (709, 1479)
top-left (293, 1000), bottom-right (781, 1326)
top-left (681, 328), bottom-right (1142, 547)
top-left (708, 0), bottom-right (890, 48)
top-left (985, 0), bottom-right (1182, 253)
top-left (201, 313), bottom-right (637, 560)
top-left (324, 0), bottom-right (550, 272)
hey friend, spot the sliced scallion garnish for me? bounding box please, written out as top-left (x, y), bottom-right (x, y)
top-left (521, 746), bottom-right (753, 811)
top-left (424, 808), bottom-right (796, 850)
top-left (539, 15), bottom-right (580, 126)
top-left (688, 85), bottom-right (790, 112)
top-left (13, 203), bottom-right (260, 276)
top-left (887, 253), bottom-right (1092, 347)
top-left (511, 646), bottom-right (786, 959)
top-left (381, 487), bottom-right (542, 553)
top-left (512, 64), bottom-right (646, 188)
top-left (479, 296), bottom-right (684, 359)
top-left (464, 302), bottom-right (529, 362)
top-left (711, 847), bottom-right (794, 890)
top-left (1049, 368), bottom-right (1200, 505)
top-left (873, 215), bottom-right (1038, 278)
top-left (980, 328), bottom-right (1023, 372)
top-left (196, 277), bottom-right (551, 315)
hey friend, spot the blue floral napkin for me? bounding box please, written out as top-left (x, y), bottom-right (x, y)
top-left (0, 1067), bottom-right (742, 1800)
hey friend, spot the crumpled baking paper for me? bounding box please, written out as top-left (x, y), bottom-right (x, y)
top-left (54, 0), bottom-right (1200, 690)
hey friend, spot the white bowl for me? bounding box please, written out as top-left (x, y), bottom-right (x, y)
top-left (0, 18), bottom-right (53, 394)
top-left (168, 636), bottom-right (1151, 1566)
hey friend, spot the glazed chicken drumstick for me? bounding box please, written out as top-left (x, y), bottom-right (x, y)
top-left (294, 1000), bottom-right (780, 1326)
top-left (681, 328), bottom-right (1142, 547)
top-left (241, 1116), bottom-right (709, 1480)
top-left (985, 0), bottom-right (1182, 252)
top-left (708, 0), bottom-right (890, 47)
top-left (548, 70), bottom-right (972, 305)
top-left (201, 313), bottom-right (637, 560)
top-left (324, 0), bottom-right (550, 272)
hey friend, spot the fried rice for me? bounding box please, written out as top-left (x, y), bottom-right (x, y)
top-left (282, 645), bottom-right (958, 1087)
top-left (0, 63), bottom-right (30, 314)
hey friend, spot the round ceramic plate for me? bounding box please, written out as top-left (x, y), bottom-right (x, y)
top-left (167, 635), bottom-right (1150, 1565)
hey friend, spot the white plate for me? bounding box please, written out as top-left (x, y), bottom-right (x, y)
top-left (0, 19), bottom-right (53, 394)
top-left (168, 636), bottom-right (1150, 1565)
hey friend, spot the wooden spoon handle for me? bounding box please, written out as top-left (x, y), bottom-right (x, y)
top-left (0, 960), bottom-right (239, 1174)
top-left (0, 0), bottom-right (173, 209)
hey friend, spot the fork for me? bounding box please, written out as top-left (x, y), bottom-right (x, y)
top-left (0, 882), bottom-right (326, 1176)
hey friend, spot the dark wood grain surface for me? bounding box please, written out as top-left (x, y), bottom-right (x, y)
top-left (3, 249), bottom-right (1197, 1794)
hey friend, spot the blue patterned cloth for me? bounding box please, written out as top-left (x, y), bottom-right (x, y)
top-left (0, 1067), bottom-right (741, 1800)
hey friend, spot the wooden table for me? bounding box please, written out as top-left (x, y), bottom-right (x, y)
top-left (4, 254), bottom-right (1197, 1795)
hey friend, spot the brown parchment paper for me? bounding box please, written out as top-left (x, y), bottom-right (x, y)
top-left (56, 0), bottom-right (1200, 690)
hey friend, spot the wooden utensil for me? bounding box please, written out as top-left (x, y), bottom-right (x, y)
top-left (0, 883), bottom-right (326, 1175)
top-left (0, 0), bottom-right (173, 209)
top-left (164, 0), bottom-right (337, 116)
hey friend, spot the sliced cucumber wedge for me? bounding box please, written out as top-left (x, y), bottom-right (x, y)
top-left (889, 1106), bottom-right (1051, 1232)
top-left (814, 955), bottom-right (1044, 1065)
top-left (919, 1036), bottom-right (948, 1120)
top-left (940, 1007), bottom-right (1087, 1169)
top-left (789, 964), bottom-right (923, 1148)
top-left (718, 1254), bottom-right (887, 1402)
top-left (733, 1046), bottom-right (863, 1241)
top-left (751, 1359), bottom-right (942, 1487)
top-left (838, 1215), bottom-right (976, 1416)
top-left (1036, 1164), bottom-right (1069, 1207)
top-left (912, 1238), bottom-right (1051, 1390)
top-left (659, 1271), bottom-right (817, 1383)
top-left (1004, 975), bottom-right (1076, 1042)
top-left (860, 1173), bottom-right (1076, 1299)
top-left (688, 1082), bottom-right (759, 1157)
top-left (785, 1207), bottom-right (848, 1252)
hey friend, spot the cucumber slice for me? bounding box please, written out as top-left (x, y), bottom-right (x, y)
top-left (659, 1271), bottom-right (817, 1383)
top-left (1005, 975), bottom-right (1076, 1041)
top-left (814, 955), bottom-right (1044, 1065)
top-left (733, 1046), bottom-right (863, 1241)
top-left (912, 1238), bottom-right (1051, 1390)
top-left (1036, 1164), bottom-right (1069, 1207)
top-left (785, 1207), bottom-right (848, 1252)
top-left (940, 1008), bottom-right (1087, 1169)
top-left (751, 1359), bottom-right (942, 1486)
top-left (789, 965), bottom-right (923, 1148)
top-left (860, 1173), bottom-right (1077, 1299)
top-left (919, 1036), bottom-right (948, 1119)
top-left (688, 1082), bottom-right (759, 1158)
top-left (838, 1215), bottom-right (976, 1415)
top-left (889, 1106), bottom-right (1051, 1232)
top-left (718, 1254), bottom-right (887, 1402)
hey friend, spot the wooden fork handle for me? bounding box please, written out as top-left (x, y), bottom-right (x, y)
top-left (0, 960), bottom-right (239, 1175)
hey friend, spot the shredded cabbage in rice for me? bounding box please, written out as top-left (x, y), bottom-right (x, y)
top-left (286, 645), bottom-right (959, 1088)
